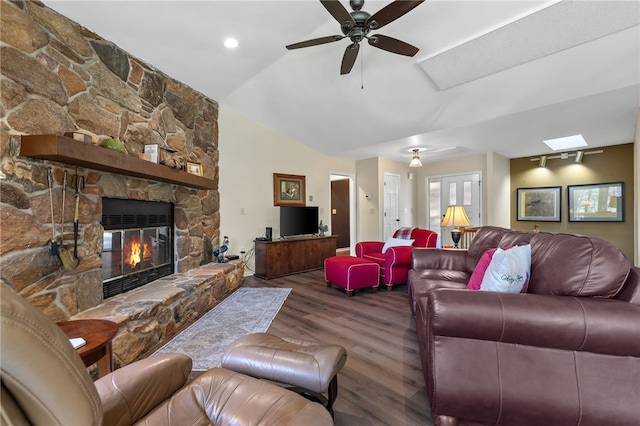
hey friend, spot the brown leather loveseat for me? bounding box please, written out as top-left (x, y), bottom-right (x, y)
top-left (408, 226), bottom-right (640, 425)
top-left (0, 285), bottom-right (333, 426)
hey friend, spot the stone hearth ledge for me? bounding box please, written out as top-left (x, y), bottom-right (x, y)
top-left (72, 261), bottom-right (244, 368)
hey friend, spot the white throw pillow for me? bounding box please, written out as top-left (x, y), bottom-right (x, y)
top-left (381, 237), bottom-right (415, 254)
top-left (480, 244), bottom-right (531, 293)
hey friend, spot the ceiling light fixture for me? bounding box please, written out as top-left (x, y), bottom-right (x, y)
top-left (409, 149), bottom-right (422, 167)
top-left (530, 149), bottom-right (603, 166)
top-left (224, 38), bottom-right (239, 49)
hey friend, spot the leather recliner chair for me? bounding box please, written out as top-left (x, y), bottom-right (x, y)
top-left (0, 285), bottom-right (333, 426)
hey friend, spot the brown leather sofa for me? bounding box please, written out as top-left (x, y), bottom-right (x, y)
top-left (0, 285), bottom-right (333, 426)
top-left (408, 226), bottom-right (640, 425)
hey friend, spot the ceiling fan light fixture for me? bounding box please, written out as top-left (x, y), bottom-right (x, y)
top-left (409, 149), bottom-right (422, 167)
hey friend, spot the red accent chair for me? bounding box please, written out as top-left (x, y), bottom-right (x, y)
top-left (356, 228), bottom-right (438, 290)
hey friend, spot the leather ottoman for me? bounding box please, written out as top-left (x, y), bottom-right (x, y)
top-left (222, 333), bottom-right (347, 415)
top-left (324, 255), bottom-right (380, 296)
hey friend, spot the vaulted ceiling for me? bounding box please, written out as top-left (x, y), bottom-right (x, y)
top-left (45, 0), bottom-right (640, 164)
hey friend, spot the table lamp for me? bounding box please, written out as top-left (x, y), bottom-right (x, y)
top-left (441, 205), bottom-right (472, 248)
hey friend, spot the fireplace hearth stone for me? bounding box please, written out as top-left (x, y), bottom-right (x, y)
top-left (71, 260), bottom-right (244, 367)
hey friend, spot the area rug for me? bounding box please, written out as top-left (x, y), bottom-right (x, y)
top-left (154, 287), bottom-right (291, 371)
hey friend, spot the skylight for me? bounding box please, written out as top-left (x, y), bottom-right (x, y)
top-left (543, 134), bottom-right (587, 151)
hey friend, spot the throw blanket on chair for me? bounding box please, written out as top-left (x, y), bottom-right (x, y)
top-left (396, 227), bottom-right (415, 239)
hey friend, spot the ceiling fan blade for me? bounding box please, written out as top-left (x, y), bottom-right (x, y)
top-left (367, 0), bottom-right (424, 30)
top-left (340, 43), bottom-right (360, 75)
top-left (286, 35), bottom-right (344, 50)
top-left (368, 34), bottom-right (419, 56)
top-left (320, 0), bottom-right (355, 27)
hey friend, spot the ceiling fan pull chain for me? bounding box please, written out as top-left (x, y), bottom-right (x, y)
top-left (361, 47), bottom-right (364, 90)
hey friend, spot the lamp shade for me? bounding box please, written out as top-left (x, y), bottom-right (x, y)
top-left (441, 205), bottom-right (472, 248)
top-left (441, 205), bottom-right (472, 228)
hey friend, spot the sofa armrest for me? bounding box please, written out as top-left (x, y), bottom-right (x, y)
top-left (424, 289), bottom-right (640, 356)
top-left (95, 353), bottom-right (192, 426)
top-left (355, 241), bottom-right (384, 257)
top-left (385, 245), bottom-right (414, 267)
top-left (411, 248), bottom-right (468, 271)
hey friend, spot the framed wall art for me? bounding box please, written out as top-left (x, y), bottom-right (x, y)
top-left (186, 161), bottom-right (203, 176)
top-left (516, 186), bottom-right (561, 222)
top-left (568, 182), bottom-right (623, 222)
top-left (273, 173), bottom-right (305, 206)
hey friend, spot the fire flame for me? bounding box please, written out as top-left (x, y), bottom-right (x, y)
top-left (126, 240), bottom-right (149, 268)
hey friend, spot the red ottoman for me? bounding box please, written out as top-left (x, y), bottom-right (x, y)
top-left (324, 256), bottom-right (380, 297)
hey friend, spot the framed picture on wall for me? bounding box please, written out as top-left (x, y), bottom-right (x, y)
top-left (186, 161), bottom-right (203, 176)
top-left (516, 186), bottom-right (561, 221)
top-left (568, 182), bottom-right (624, 222)
top-left (273, 173), bottom-right (306, 206)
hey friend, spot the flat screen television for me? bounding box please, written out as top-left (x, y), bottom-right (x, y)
top-left (280, 206), bottom-right (319, 237)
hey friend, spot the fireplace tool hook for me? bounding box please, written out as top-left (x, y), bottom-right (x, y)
top-left (47, 169), bottom-right (59, 257)
top-left (72, 171), bottom-right (85, 261)
top-left (57, 170), bottom-right (76, 270)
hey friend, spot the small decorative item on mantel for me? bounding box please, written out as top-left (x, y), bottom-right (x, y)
top-left (144, 144), bottom-right (159, 163)
top-left (186, 161), bottom-right (203, 176)
top-left (159, 147), bottom-right (186, 170)
top-left (64, 131), bottom-right (91, 143)
top-left (99, 137), bottom-right (126, 153)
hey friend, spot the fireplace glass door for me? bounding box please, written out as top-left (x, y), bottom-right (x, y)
top-left (101, 198), bottom-right (174, 299)
top-left (103, 227), bottom-right (171, 282)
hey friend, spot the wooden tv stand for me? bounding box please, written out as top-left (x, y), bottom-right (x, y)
top-left (254, 236), bottom-right (337, 279)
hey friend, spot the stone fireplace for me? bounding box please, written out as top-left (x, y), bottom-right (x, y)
top-left (1, 1), bottom-right (244, 366)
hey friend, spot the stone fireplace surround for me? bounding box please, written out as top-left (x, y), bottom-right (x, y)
top-left (0, 1), bottom-right (244, 367)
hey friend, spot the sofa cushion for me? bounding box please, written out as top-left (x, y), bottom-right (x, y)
top-left (480, 244), bottom-right (531, 293)
top-left (382, 237), bottom-right (414, 254)
top-left (465, 227), bottom-right (533, 274)
top-left (467, 248), bottom-right (498, 290)
top-left (529, 232), bottom-right (630, 298)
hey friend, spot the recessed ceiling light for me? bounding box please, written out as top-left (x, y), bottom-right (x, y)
top-left (224, 38), bottom-right (238, 49)
top-left (543, 134), bottom-right (587, 151)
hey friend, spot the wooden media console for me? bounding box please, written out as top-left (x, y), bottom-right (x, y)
top-left (254, 236), bottom-right (337, 279)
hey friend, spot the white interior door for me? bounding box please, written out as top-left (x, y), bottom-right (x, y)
top-left (427, 173), bottom-right (481, 247)
top-left (383, 173), bottom-right (400, 240)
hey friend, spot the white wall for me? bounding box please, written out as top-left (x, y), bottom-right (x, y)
top-left (355, 158), bottom-right (379, 242)
top-left (355, 157), bottom-right (418, 242)
top-left (379, 157), bottom-right (419, 228)
top-left (218, 107), bottom-right (355, 275)
top-left (486, 152), bottom-right (511, 228)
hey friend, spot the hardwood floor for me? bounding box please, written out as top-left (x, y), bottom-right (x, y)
top-left (243, 270), bottom-right (435, 426)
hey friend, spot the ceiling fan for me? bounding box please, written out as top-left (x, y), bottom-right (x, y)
top-left (286, 0), bottom-right (424, 75)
